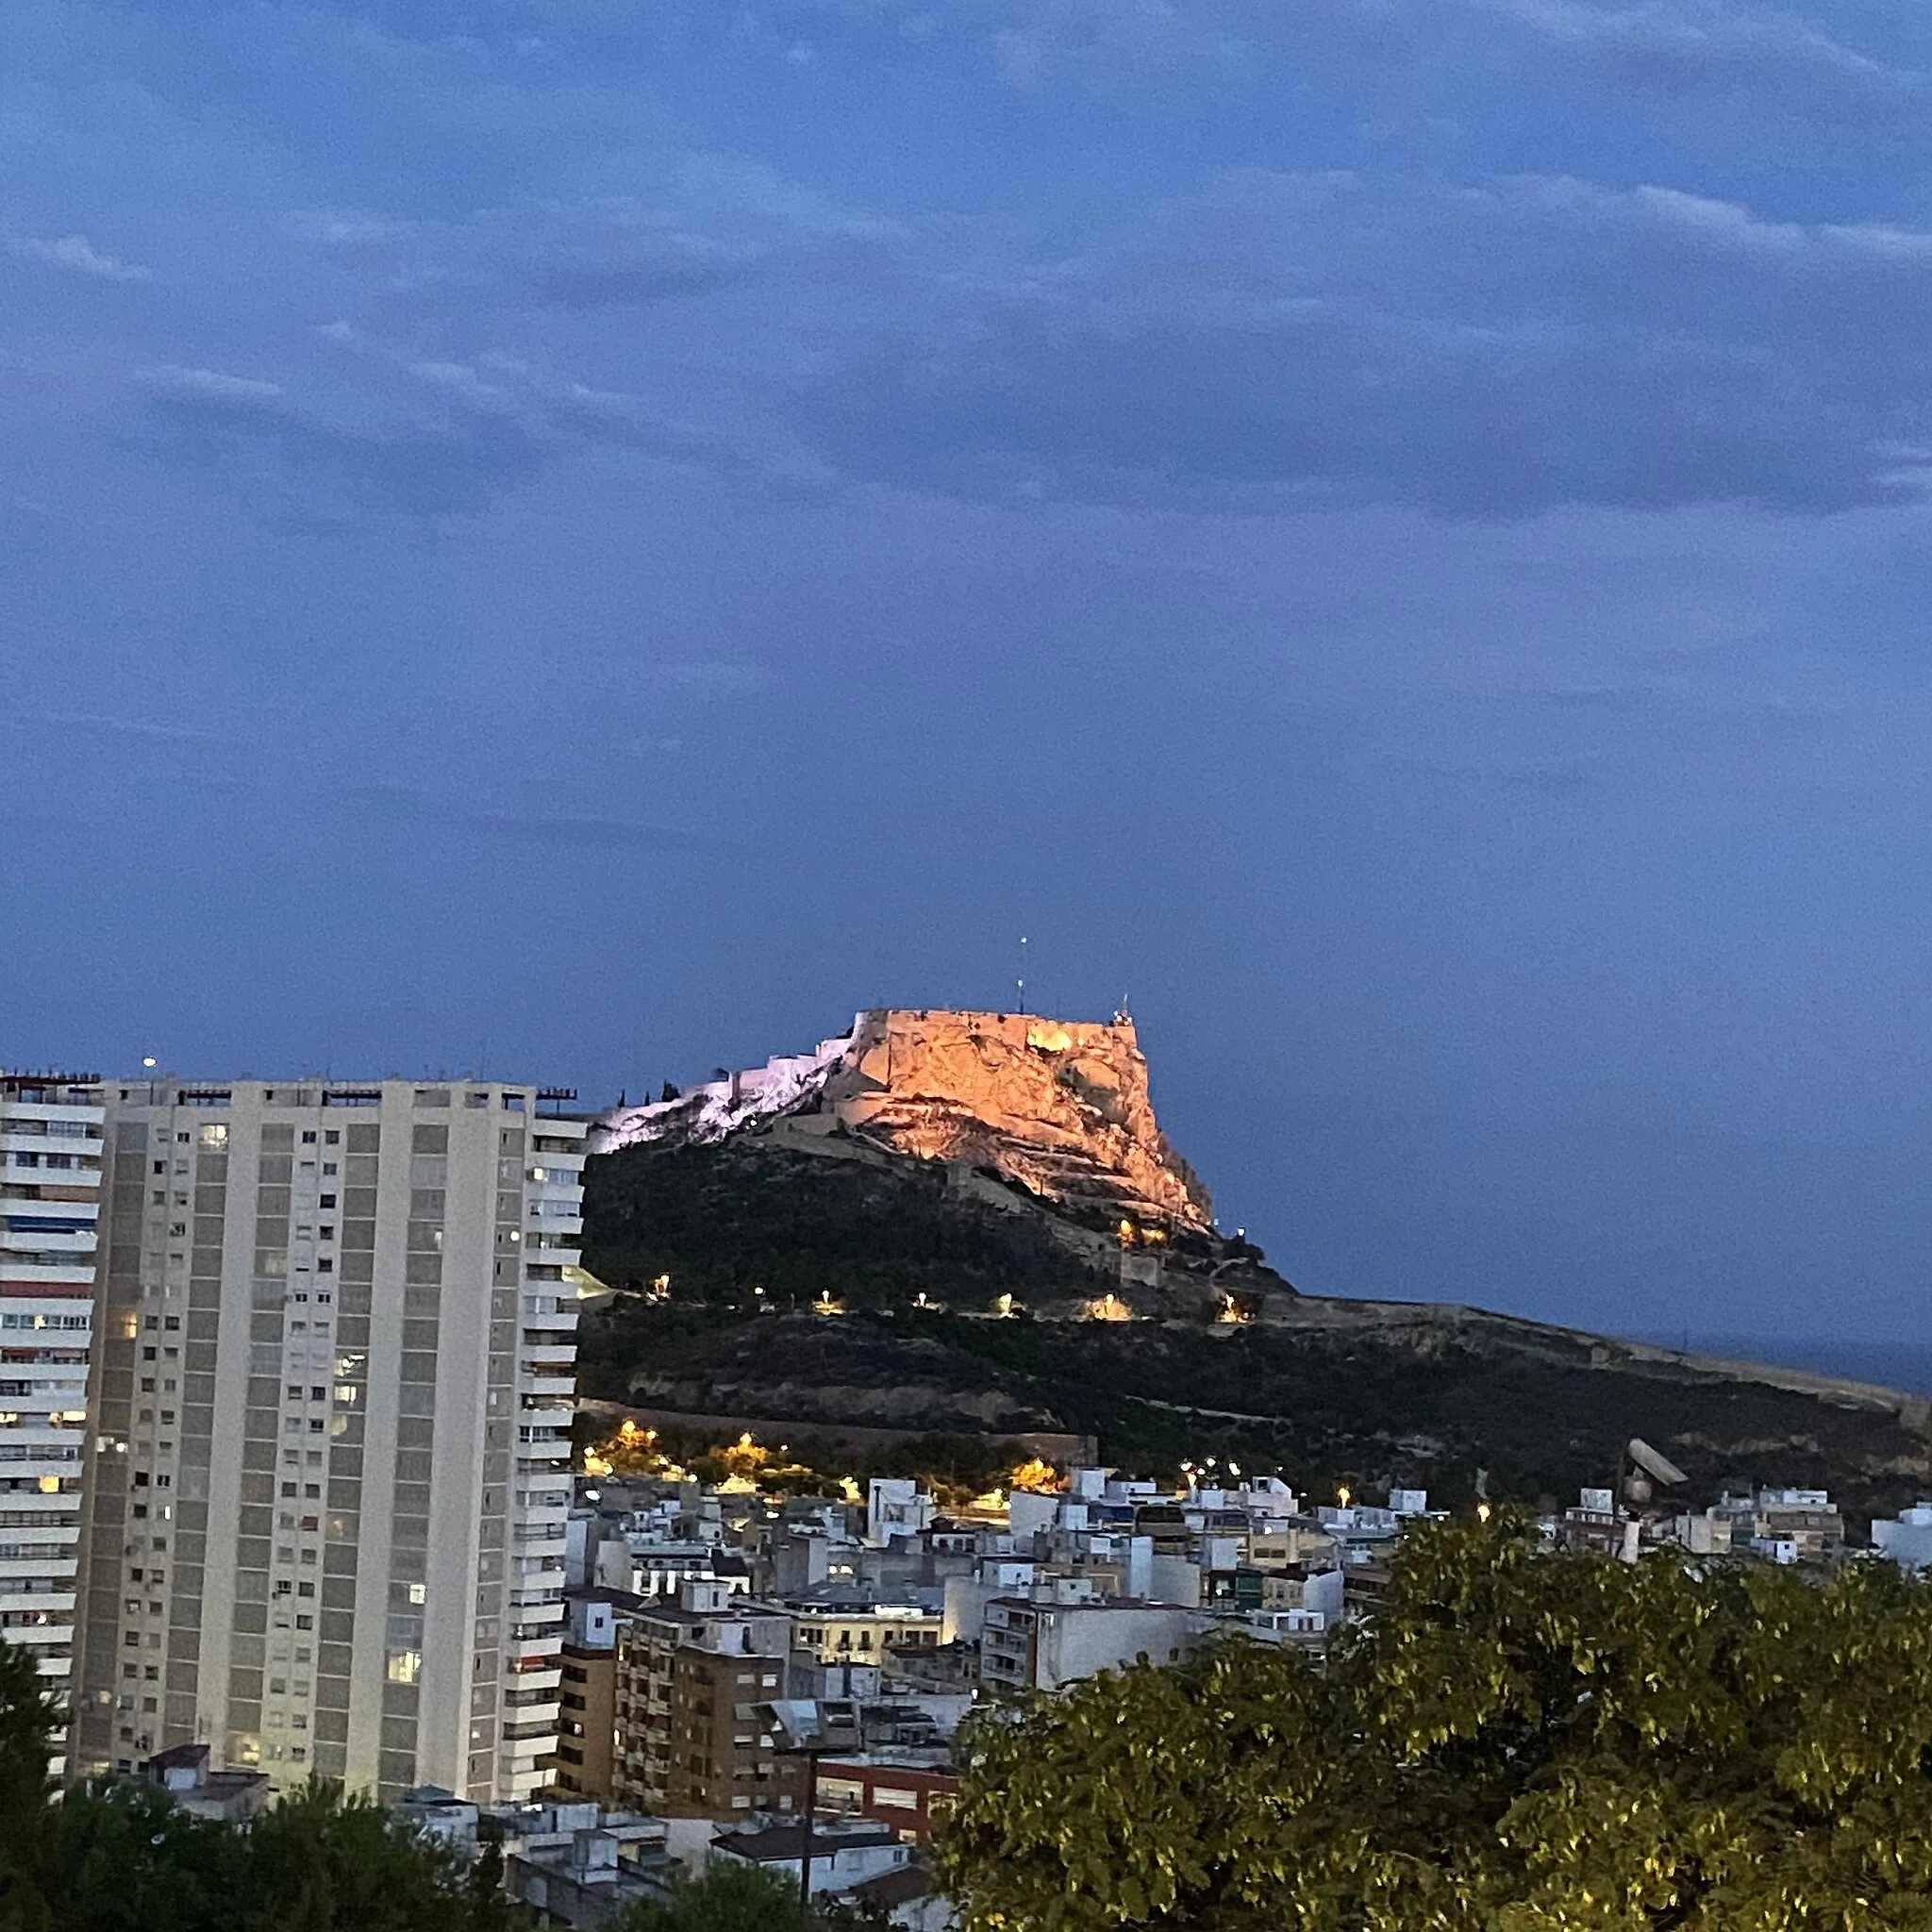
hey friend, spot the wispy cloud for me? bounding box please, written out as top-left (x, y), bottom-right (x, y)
top-left (8, 235), bottom-right (151, 282)
top-left (342, 785), bottom-right (721, 853)
top-left (142, 365), bottom-right (284, 402)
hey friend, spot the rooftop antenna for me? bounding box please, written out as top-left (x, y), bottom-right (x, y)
top-left (1017, 935), bottom-right (1027, 1016)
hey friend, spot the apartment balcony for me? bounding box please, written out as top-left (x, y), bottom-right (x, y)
top-left (509, 1633), bottom-right (564, 1665)
top-left (0, 1187), bottom-right (99, 1214)
top-left (500, 1736), bottom-right (556, 1768)
top-left (0, 1130), bottom-right (103, 1157)
top-left (0, 1589), bottom-right (75, 1617)
top-left (0, 1229), bottom-right (96, 1257)
top-left (500, 1730), bottom-right (557, 1762)
top-left (0, 1552), bottom-right (79, 1584)
top-left (0, 1491), bottom-right (82, 1515)
top-left (504, 1664), bottom-right (562, 1692)
top-left (502, 1696), bottom-right (562, 1726)
top-left (520, 1342), bottom-right (576, 1368)
top-left (519, 1379), bottom-right (576, 1407)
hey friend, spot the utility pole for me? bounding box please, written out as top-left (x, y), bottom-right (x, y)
top-left (796, 1743), bottom-right (825, 1911)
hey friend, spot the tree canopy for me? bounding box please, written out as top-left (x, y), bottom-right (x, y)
top-left (611, 1859), bottom-right (818, 1932)
top-left (0, 1650), bottom-right (497, 1932)
top-left (936, 1514), bottom-right (1932, 1930)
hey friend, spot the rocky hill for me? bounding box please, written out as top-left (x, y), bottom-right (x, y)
top-left (577, 1009), bottom-right (1932, 1527)
top-left (594, 1008), bottom-right (1217, 1240)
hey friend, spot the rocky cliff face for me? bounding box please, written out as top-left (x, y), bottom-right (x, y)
top-left (592, 1008), bottom-right (1213, 1233)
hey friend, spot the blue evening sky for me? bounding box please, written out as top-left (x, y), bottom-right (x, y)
top-left (8, 0), bottom-right (1932, 1343)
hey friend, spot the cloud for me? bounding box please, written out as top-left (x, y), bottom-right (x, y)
top-left (1474, 0), bottom-right (1922, 95)
top-left (125, 369), bottom-right (541, 518)
top-left (342, 786), bottom-right (719, 853)
top-left (797, 0), bottom-right (1924, 107)
top-left (24, 0), bottom-right (1930, 525)
top-left (308, 156), bottom-right (903, 321)
top-left (142, 365), bottom-right (284, 402)
top-left (783, 170), bottom-right (1932, 514)
top-left (453, 812), bottom-right (718, 853)
top-left (9, 234), bottom-right (151, 281)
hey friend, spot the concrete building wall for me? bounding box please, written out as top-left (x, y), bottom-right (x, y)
top-left (553, 1644), bottom-right (618, 1801)
top-left (71, 1077), bottom-right (582, 1803)
top-left (0, 1074), bottom-right (103, 1773)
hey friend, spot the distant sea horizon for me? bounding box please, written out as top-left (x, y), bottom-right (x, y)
top-left (1622, 1332), bottom-right (1932, 1398)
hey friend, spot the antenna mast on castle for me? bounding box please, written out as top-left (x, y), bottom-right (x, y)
top-left (1017, 935), bottom-right (1027, 1015)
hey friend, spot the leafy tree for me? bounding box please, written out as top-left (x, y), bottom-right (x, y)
top-left (936, 1513), bottom-right (1932, 1929)
top-left (0, 1640), bottom-right (60, 1932)
top-left (0, 1641), bottom-right (502, 1932)
top-left (612, 1859), bottom-right (817, 1932)
top-left (227, 1776), bottom-right (479, 1932)
top-left (38, 1779), bottom-right (242, 1932)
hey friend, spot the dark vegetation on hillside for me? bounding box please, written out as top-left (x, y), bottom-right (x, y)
top-left (577, 1301), bottom-right (1930, 1528)
top-left (579, 1140), bottom-right (1932, 1529)
top-left (581, 1138), bottom-right (1120, 1307)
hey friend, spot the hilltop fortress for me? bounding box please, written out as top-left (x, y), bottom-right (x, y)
top-left (592, 1007), bottom-right (1214, 1237)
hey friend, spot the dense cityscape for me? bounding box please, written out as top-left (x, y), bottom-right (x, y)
top-left (7, 1060), bottom-right (1932, 1929)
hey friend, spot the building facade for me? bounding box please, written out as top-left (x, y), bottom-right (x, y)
top-left (0, 1073), bottom-right (104, 1771)
top-left (551, 1589), bottom-right (646, 1803)
top-left (611, 1580), bottom-right (794, 1817)
top-left (70, 1077), bottom-right (583, 1802)
top-left (978, 1595), bottom-right (1210, 1694)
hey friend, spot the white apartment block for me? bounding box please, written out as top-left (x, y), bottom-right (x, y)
top-left (0, 1073), bottom-right (103, 1772)
top-left (70, 1077), bottom-right (584, 1803)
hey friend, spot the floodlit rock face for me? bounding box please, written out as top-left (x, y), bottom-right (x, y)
top-left (592, 1008), bottom-right (1213, 1232)
top-left (825, 1009), bottom-right (1211, 1230)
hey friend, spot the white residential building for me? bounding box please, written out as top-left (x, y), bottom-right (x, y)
top-left (70, 1077), bottom-right (584, 1802)
top-left (0, 1072), bottom-right (103, 1771)
top-left (1872, 1505), bottom-right (1932, 1574)
top-left (978, 1594), bottom-right (1213, 1693)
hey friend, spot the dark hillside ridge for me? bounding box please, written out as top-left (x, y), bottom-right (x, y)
top-left (579, 1133), bottom-right (1292, 1317)
top-left (579, 1136), bottom-right (1932, 1529)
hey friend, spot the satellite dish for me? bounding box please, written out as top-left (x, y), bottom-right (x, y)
top-left (1625, 1438), bottom-right (1688, 1488)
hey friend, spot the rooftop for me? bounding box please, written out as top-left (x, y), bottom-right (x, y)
top-left (712, 1823), bottom-right (902, 1862)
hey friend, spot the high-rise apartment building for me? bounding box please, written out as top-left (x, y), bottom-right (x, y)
top-left (70, 1078), bottom-right (584, 1802)
top-left (0, 1073), bottom-right (103, 1773)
